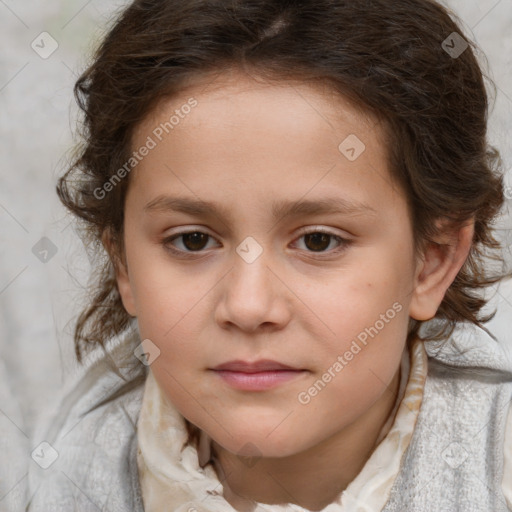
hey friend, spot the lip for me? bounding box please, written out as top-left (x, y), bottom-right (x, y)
top-left (210, 360), bottom-right (307, 391)
top-left (211, 359), bottom-right (301, 372)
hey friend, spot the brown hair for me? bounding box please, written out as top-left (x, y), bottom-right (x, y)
top-left (58, 0), bottom-right (510, 366)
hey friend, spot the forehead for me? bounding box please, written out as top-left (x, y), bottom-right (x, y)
top-left (128, 69), bottom-right (402, 216)
top-left (138, 68), bottom-right (380, 137)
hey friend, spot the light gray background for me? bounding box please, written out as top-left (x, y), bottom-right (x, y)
top-left (0, 0), bottom-right (511, 453)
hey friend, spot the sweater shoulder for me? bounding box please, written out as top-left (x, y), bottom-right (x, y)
top-left (27, 333), bottom-right (147, 512)
top-left (382, 353), bottom-right (512, 512)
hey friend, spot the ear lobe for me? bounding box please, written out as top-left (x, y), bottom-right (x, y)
top-left (101, 228), bottom-right (137, 317)
top-left (409, 220), bottom-right (474, 321)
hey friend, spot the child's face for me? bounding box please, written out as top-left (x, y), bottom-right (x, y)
top-left (115, 70), bottom-right (426, 457)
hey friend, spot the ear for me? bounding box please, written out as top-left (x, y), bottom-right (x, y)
top-left (101, 228), bottom-right (137, 317)
top-left (409, 219), bottom-right (474, 321)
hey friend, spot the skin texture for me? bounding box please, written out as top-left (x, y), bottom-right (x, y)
top-left (106, 68), bottom-right (474, 510)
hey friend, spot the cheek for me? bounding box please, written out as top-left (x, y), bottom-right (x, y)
top-left (142, 323), bottom-right (210, 423)
top-left (309, 251), bottom-right (412, 386)
top-left (301, 286), bottom-right (408, 439)
top-left (314, 258), bottom-right (412, 341)
top-left (125, 245), bottom-right (208, 337)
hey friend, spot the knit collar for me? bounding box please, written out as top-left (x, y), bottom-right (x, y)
top-left (136, 337), bottom-right (428, 512)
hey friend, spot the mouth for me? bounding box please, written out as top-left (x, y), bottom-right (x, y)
top-left (209, 359), bottom-right (308, 391)
top-left (211, 359), bottom-right (303, 372)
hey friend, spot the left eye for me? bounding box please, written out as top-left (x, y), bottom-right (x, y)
top-left (292, 230), bottom-right (347, 253)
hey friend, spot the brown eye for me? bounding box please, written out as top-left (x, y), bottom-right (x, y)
top-left (180, 232), bottom-right (209, 251)
top-left (303, 232), bottom-right (332, 252)
top-left (162, 230), bottom-right (218, 255)
top-left (292, 228), bottom-right (351, 256)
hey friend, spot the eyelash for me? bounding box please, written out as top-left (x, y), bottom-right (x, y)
top-left (161, 227), bottom-right (352, 259)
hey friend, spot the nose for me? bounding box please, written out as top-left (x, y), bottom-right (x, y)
top-left (214, 245), bottom-right (291, 333)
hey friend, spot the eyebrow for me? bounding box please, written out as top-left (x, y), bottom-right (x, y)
top-left (143, 195), bottom-right (376, 222)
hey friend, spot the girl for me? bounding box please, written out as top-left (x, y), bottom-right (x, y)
top-left (27, 0), bottom-right (512, 510)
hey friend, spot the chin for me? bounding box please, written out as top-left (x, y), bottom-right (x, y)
top-left (213, 429), bottom-right (307, 460)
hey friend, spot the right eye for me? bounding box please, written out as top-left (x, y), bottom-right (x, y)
top-left (161, 230), bottom-right (220, 256)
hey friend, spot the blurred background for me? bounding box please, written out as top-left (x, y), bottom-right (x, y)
top-left (0, 0), bottom-right (511, 505)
